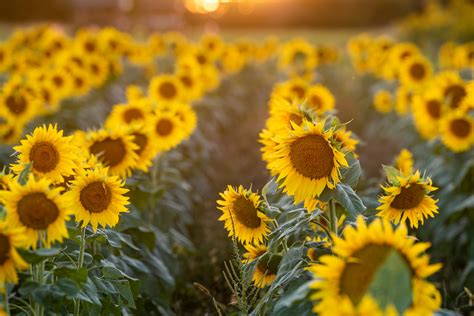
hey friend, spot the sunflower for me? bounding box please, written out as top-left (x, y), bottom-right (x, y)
top-left (0, 87), bottom-right (39, 125)
top-left (168, 102), bottom-right (198, 140)
top-left (217, 185), bottom-right (270, 245)
top-left (105, 99), bottom-right (153, 127)
top-left (308, 217), bottom-right (441, 316)
top-left (436, 71), bottom-right (467, 110)
top-left (151, 111), bottom-right (186, 151)
top-left (65, 167), bottom-right (129, 232)
top-left (2, 176), bottom-right (70, 248)
top-left (149, 74), bottom-right (185, 107)
top-left (271, 77), bottom-right (309, 105)
top-left (242, 243), bottom-right (279, 288)
top-left (11, 124), bottom-right (78, 183)
top-left (125, 85), bottom-right (145, 102)
top-left (266, 120), bottom-right (348, 204)
top-left (395, 149), bottom-right (414, 176)
top-left (45, 67), bottom-right (73, 99)
top-left (399, 55), bottom-right (432, 89)
top-left (85, 54), bottom-right (110, 87)
top-left (83, 127), bottom-right (139, 178)
top-left (176, 70), bottom-right (203, 102)
top-left (412, 90), bottom-right (446, 140)
top-left (395, 85), bottom-right (413, 116)
top-left (127, 122), bottom-right (158, 172)
top-left (377, 170), bottom-right (438, 229)
top-left (334, 126), bottom-right (359, 154)
top-left (373, 90), bottom-right (393, 114)
top-left (0, 221), bottom-right (29, 291)
top-left (439, 110), bottom-right (474, 152)
top-left (266, 97), bottom-right (307, 133)
top-left (305, 85), bottom-right (336, 115)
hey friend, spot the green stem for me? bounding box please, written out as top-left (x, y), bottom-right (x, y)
top-left (74, 226), bottom-right (87, 316)
top-left (329, 199), bottom-right (338, 237)
top-left (3, 287), bottom-right (9, 316)
top-left (34, 232), bottom-right (45, 316)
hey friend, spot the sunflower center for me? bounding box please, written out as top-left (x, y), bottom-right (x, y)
top-left (53, 75), bottom-right (64, 88)
top-left (426, 100), bottom-right (441, 119)
top-left (5, 95), bottom-right (27, 115)
top-left (196, 54), bottom-right (207, 65)
top-left (80, 181), bottom-right (112, 213)
top-left (90, 137), bottom-right (126, 167)
top-left (289, 114), bottom-right (303, 127)
top-left (155, 118), bottom-right (174, 136)
top-left (450, 118), bottom-right (471, 138)
top-left (390, 183), bottom-right (425, 210)
top-left (180, 75), bottom-right (193, 88)
top-left (17, 192), bottom-right (60, 229)
top-left (90, 63), bottom-right (100, 75)
top-left (75, 77), bottom-right (85, 88)
top-left (291, 85), bottom-right (305, 98)
top-left (132, 132), bottom-right (148, 156)
top-left (29, 141), bottom-right (60, 173)
top-left (409, 63), bottom-right (425, 80)
top-left (159, 82), bottom-right (177, 99)
top-left (232, 195), bottom-right (261, 228)
top-left (310, 95), bottom-right (323, 109)
top-left (0, 234), bottom-right (10, 265)
top-left (444, 84), bottom-right (466, 109)
top-left (289, 134), bottom-right (335, 180)
top-left (84, 41), bottom-right (96, 53)
top-left (122, 108), bottom-right (144, 123)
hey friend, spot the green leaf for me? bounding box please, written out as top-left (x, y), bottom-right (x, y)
top-left (17, 163), bottom-right (31, 185)
top-left (340, 154), bottom-right (362, 188)
top-left (368, 249), bottom-right (412, 313)
top-left (274, 280), bottom-right (312, 311)
top-left (54, 267), bottom-right (88, 286)
top-left (19, 248), bottom-right (62, 264)
top-left (113, 280), bottom-right (136, 309)
top-left (335, 184), bottom-right (366, 219)
top-left (382, 165), bottom-right (402, 185)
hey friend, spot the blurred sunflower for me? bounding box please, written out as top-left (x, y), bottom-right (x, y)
top-left (373, 90), bottom-right (393, 114)
top-left (395, 85), bottom-right (412, 116)
top-left (105, 100), bottom-right (153, 127)
top-left (65, 167), bottom-right (129, 232)
top-left (334, 126), bottom-right (359, 154)
top-left (242, 243), bottom-right (279, 288)
top-left (2, 176), bottom-right (70, 248)
top-left (128, 122), bottom-right (158, 172)
top-left (125, 85), bottom-right (145, 102)
top-left (266, 120), bottom-right (348, 204)
top-left (168, 103), bottom-right (198, 140)
top-left (399, 55), bottom-right (432, 88)
top-left (176, 70), bottom-right (203, 102)
top-left (84, 127), bottom-right (139, 178)
top-left (271, 77), bottom-right (309, 105)
top-left (217, 185), bottom-right (270, 245)
top-left (436, 71), bottom-right (467, 110)
top-left (0, 87), bottom-right (38, 125)
top-left (0, 221), bottom-right (28, 291)
top-left (395, 149), bottom-right (414, 176)
top-left (412, 90), bottom-right (446, 139)
top-left (305, 84), bottom-right (336, 115)
top-left (151, 111), bottom-right (186, 151)
top-left (149, 74), bottom-right (185, 107)
top-left (439, 111), bottom-right (474, 152)
top-left (308, 217), bottom-right (441, 316)
top-left (377, 170), bottom-right (438, 228)
top-left (12, 124), bottom-right (78, 183)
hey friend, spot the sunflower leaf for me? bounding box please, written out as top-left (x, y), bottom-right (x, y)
top-left (382, 165), bottom-right (402, 185)
top-left (335, 184), bottom-right (366, 219)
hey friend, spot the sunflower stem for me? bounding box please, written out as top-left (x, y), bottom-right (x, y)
top-left (33, 232), bottom-right (45, 316)
top-left (74, 226), bottom-right (87, 316)
top-left (3, 287), bottom-right (10, 316)
top-left (329, 199), bottom-right (338, 237)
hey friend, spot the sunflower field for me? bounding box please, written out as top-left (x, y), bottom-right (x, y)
top-left (0, 0), bottom-right (472, 315)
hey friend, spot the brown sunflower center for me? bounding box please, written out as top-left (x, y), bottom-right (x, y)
top-left (196, 54), bottom-right (207, 65)
top-left (409, 63), bottom-right (426, 80)
top-left (5, 95), bottom-right (27, 115)
top-left (426, 100), bottom-right (441, 119)
top-left (132, 132), bottom-right (148, 156)
top-left (155, 118), bottom-right (174, 136)
top-left (17, 192), bottom-right (60, 229)
top-left (159, 82), bottom-right (177, 99)
top-left (80, 181), bottom-right (112, 213)
top-left (29, 141), bottom-right (60, 173)
top-left (0, 234), bottom-right (10, 265)
top-left (84, 41), bottom-right (96, 53)
top-left (291, 85), bottom-right (305, 98)
top-left (390, 183), bottom-right (425, 210)
top-left (90, 137), bottom-right (126, 167)
top-left (53, 75), bottom-right (64, 88)
top-left (340, 244), bottom-right (392, 306)
top-left (75, 77), bottom-right (85, 88)
top-left (232, 195), bottom-right (262, 228)
top-left (310, 95), bottom-right (323, 109)
top-left (289, 114), bottom-right (303, 127)
top-left (450, 118), bottom-right (471, 138)
top-left (289, 134), bottom-right (335, 180)
top-left (90, 63), bottom-right (100, 75)
top-left (122, 108), bottom-right (144, 123)
top-left (444, 84), bottom-right (466, 109)
top-left (180, 75), bottom-right (193, 88)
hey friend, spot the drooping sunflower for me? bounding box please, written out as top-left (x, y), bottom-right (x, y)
top-left (308, 217), bottom-right (441, 316)
top-left (395, 149), bottom-right (414, 176)
top-left (377, 170), bottom-right (438, 229)
top-left (11, 124), bottom-right (78, 183)
top-left (83, 127), bottom-right (139, 178)
top-left (373, 90), bottom-right (393, 114)
top-left (305, 84), bottom-right (336, 116)
top-left (242, 243), bottom-right (279, 288)
top-left (149, 74), bottom-right (185, 107)
top-left (104, 99), bottom-right (153, 128)
top-left (266, 120), bottom-right (348, 204)
top-left (0, 221), bottom-right (29, 291)
top-left (65, 167), bottom-right (129, 232)
top-left (151, 111), bottom-right (186, 151)
top-left (412, 90), bottom-right (446, 140)
top-left (399, 55), bottom-right (432, 88)
top-left (2, 176), bottom-right (70, 248)
top-left (217, 185), bottom-right (270, 245)
top-left (439, 110), bottom-right (474, 152)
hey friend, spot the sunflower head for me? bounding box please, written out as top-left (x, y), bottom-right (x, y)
top-left (394, 148), bottom-right (414, 176)
top-left (440, 110), bottom-right (474, 152)
top-left (0, 221), bottom-right (29, 289)
top-left (149, 74), bottom-right (185, 106)
top-left (373, 90), bottom-right (393, 114)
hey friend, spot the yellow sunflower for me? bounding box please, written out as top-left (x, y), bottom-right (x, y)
top-left (308, 217), bottom-right (441, 316)
top-left (399, 55), bottom-right (432, 89)
top-left (104, 99), bottom-right (153, 127)
top-left (2, 176), bottom-right (70, 248)
top-left (395, 149), bottom-right (414, 176)
top-left (377, 170), bottom-right (438, 229)
top-left (149, 74), bottom-right (185, 107)
top-left (65, 167), bottom-right (129, 232)
top-left (128, 122), bottom-right (158, 172)
top-left (151, 111), bottom-right (186, 151)
top-left (11, 124), bottom-right (78, 183)
top-left (439, 110), bottom-right (474, 152)
top-left (436, 71), bottom-right (467, 110)
top-left (395, 85), bottom-right (413, 116)
top-left (412, 90), bottom-right (446, 140)
top-left (217, 185), bottom-right (271, 245)
top-left (0, 87), bottom-right (39, 125)
top-left (266, 120), bottom-right (348, 204)
top-left (334, 126), bottom-right (359, 154)
top-left (125, 85), bottom-right (145, 102)
top-left (242, 243), bottom-right (279, 288)
top-left (168, 102), bottom-right (198, 140)
top-left (0, 221), bottom-right (29, 291)
top-left (271, 77), bottom-right (309, 105)
top-left (83, 127), bottom-right (139, 178)
top-left (305, 84), bottom-right (336, 116)
top-left (176, 70), bottom-right (204, 102)
top-left (373, 90), bottom-right (393, 114)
